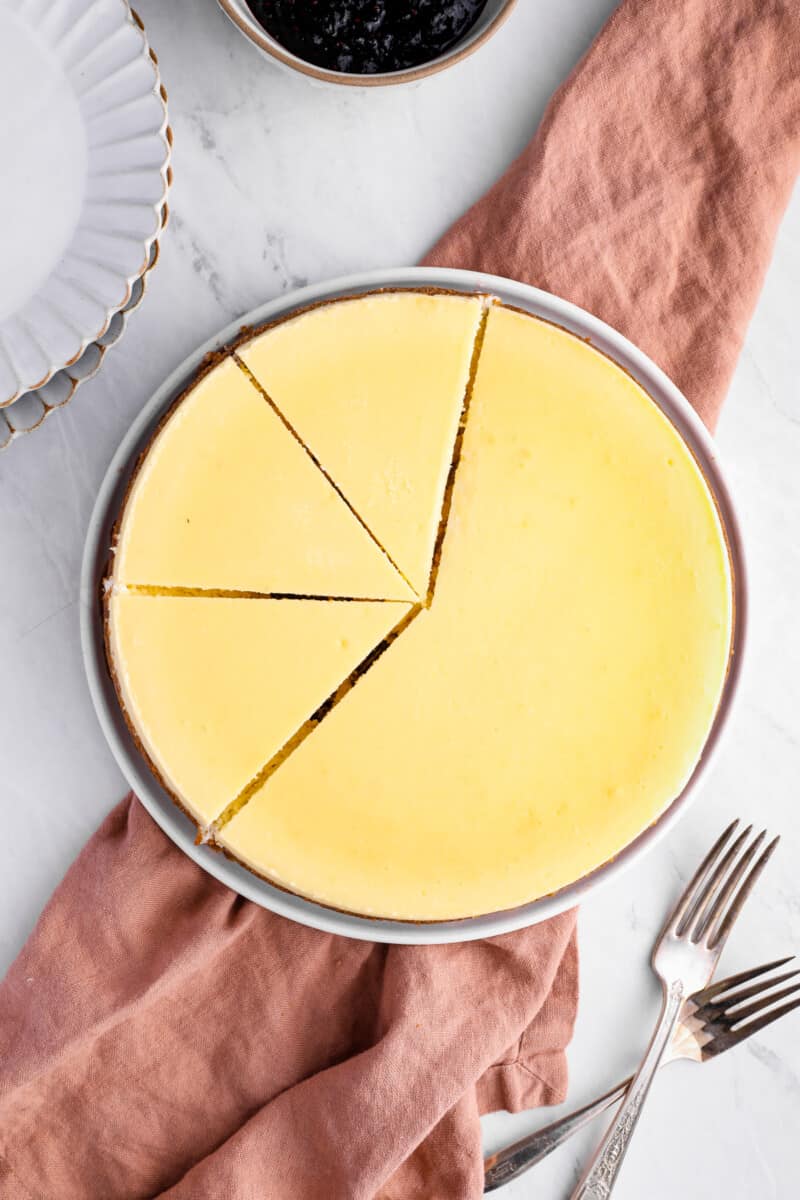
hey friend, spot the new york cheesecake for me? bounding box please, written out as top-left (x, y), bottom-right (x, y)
top-left (106, 290), bottom-right (733, 920)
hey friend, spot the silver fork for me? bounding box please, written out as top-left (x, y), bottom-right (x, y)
top-left (569, 820), bottom-right (778, 1199)
top-left (484, 956), bottom-right (799, 1191)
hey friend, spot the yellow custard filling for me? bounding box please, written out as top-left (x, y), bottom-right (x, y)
top-left (107, 293), bottom-right (733, 920)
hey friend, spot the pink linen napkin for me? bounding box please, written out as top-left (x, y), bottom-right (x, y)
top-left (1, 1), bottom-right (798, 1197)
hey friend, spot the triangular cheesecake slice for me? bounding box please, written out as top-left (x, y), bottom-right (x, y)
top-left (238, 291), bottom-right (484, 596)
top-left (107, 591), bottom-right (413, 827)
top-left (113, 357), bottom-right (412, 601)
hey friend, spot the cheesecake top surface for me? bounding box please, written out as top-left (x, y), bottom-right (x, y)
top-left (107, 290), bottom-right (733, 921)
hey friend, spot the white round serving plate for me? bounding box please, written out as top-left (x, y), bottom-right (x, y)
top-left (217, 0), bottom-right (517, 88)
top-left (0, 0), bottom-right (170, 406)
top-left (81, 267), bottom-right (747, 945)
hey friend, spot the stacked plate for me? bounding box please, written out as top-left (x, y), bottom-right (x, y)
top-left (0, 1), bottom-right (171, 450)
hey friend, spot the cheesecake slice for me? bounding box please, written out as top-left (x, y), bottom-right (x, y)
top-left (218, 304), bottom-right (732, 920)
top-left (113, 357), bottom-right (412, 601)
top-left (238, 291), bottom-right (484, 596)
top-left (107, 591), bottom-right (412, 827)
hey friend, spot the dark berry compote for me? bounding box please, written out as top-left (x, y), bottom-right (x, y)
top-left (248, 1), bottom-right (490, 75)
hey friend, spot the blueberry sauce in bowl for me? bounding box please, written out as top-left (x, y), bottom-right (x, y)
top-left (247, 1), bottom-right (490, 75)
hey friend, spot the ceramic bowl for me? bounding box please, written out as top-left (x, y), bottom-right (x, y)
top-left (216, 0), bottom-right (518, 87)
top-left (80, 267), bottom-right (747, 945)
top-left (0, 0), bottom-right (171, 406)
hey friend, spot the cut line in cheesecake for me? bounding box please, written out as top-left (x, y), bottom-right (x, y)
top-left (116, 583), bottom-right (410, 603)
top-left (425, 302), bottom-right (491, 608)
top-left (208, 600), bottom-right (423, 838)
top-left (234, 353), bottom-right (419, 600)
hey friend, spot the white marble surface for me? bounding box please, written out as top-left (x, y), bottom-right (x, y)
top-left (1, 1), bottom-right (798, 1195)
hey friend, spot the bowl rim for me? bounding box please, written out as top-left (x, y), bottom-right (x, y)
top-left (215, 0), bottom-right (519, 87)
top-left (80, 266), bottom-right (747, 944)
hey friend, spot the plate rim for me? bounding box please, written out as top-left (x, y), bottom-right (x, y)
top-left (80, 266), bottom-right (748, 944)
top-left (0, 0), bottom-right (172, 407)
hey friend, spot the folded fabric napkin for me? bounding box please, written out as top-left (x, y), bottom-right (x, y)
top-left (1, 1), bottom-right (798, 1197)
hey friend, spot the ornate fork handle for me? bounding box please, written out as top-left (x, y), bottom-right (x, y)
top-left (483, 1078), bottom-right (630, 1191)
top-left (570, 980), bottom-right (685, 1200)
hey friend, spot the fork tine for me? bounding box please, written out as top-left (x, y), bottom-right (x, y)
top-left (726, 981), bottom-right (800, 1027)
top-left (680, 826), bottom-right (756, 940)
top-left (707, 835), bottom-right (780, 950)
top-left (703, 994), bottom-right (800, 1058)
top-left (705, 970), bottom-right (800, 1015)
top-left (691, 829), bottom-right (766, 943)
top-left (670, 820), bottom-right (740, 934)
top-left (690, 957), bottom-right (795, 1007)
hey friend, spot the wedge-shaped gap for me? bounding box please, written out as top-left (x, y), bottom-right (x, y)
top-left (234, 353), bottom-right (419, 600)
top-left (208, 601), bottom-right (423, 837)
top-left (425, 300), bottom-right (492, 607)
top-left (117, 583), bottom-right (409, 603)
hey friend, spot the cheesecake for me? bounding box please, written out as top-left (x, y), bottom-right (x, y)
top-left (106, 290), bottom-right (733, 920)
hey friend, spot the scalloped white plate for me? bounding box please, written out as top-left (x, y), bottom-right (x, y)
top-left (0, 0), bottom-right (170, 406)
top-left (0, 223), bottom-right (164, 451)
